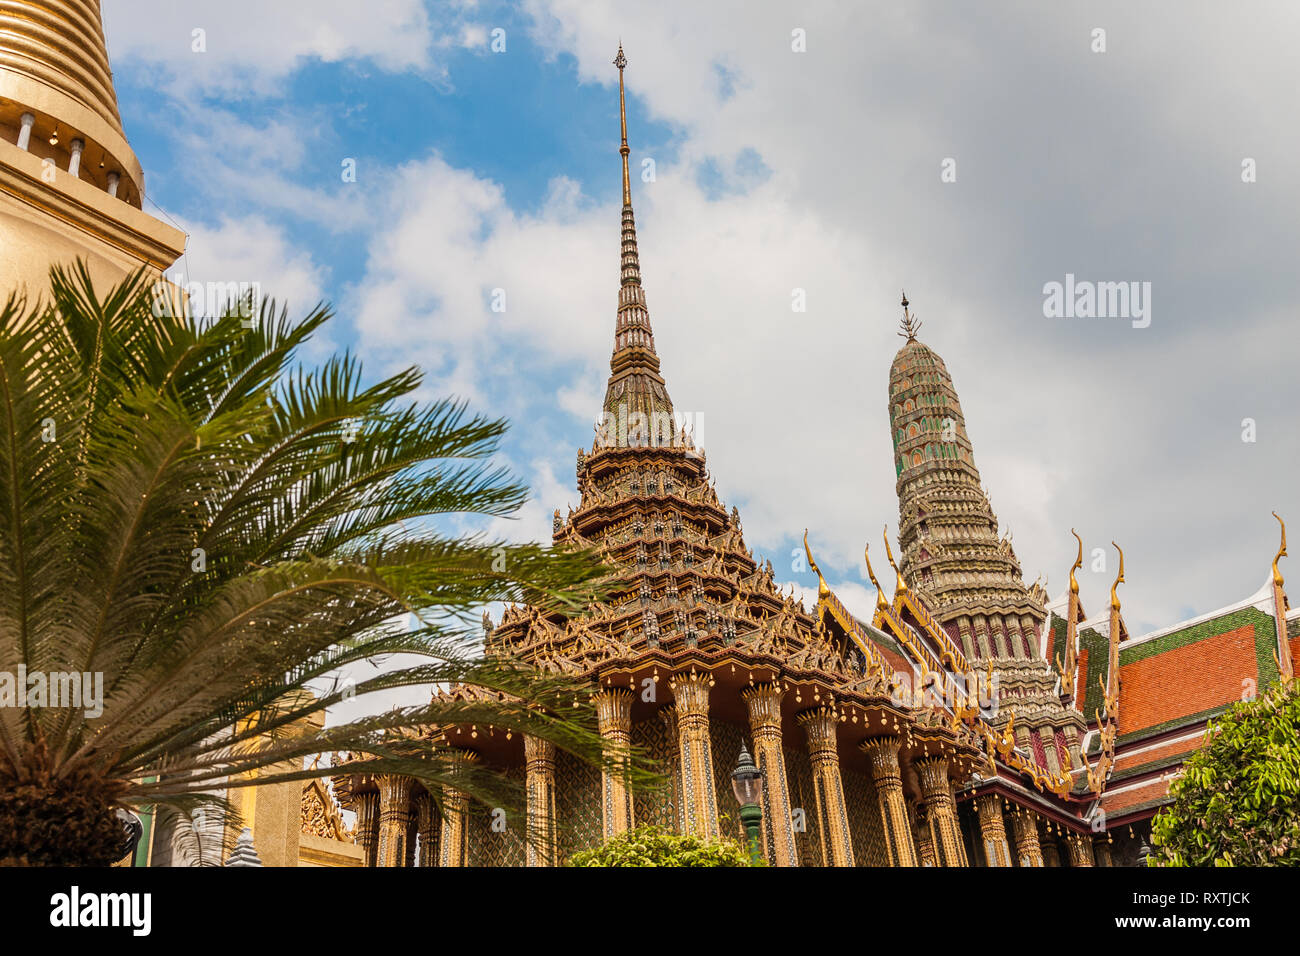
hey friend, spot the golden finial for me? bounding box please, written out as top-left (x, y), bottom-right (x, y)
top-left (898, 290), bottom-right (922, 342)
top-left (803, 529), bottom-right (830, 599)
top-left (613, 43), bottom-right (631, 207)
top-left (1109, 541), bottom-right (1124, 610)
top-left (864, 544), bottom-right (889, 610)
top-left (1069, 529), bottom-right (1083, 595)
top-left (1272, 512), bottom-right (1287, 587)
top-left (883, 524), bottom-right (907, 593)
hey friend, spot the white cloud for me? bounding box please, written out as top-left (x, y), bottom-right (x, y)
top-left (103, 0), bottom-right (441, 94)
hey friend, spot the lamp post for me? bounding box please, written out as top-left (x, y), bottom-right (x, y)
top-left (731, 744), bottom-right (764, 866)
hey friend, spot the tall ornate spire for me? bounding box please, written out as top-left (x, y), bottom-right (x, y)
top-left (602, 45), bottom-right (673, 427)
top-left (887, 306), bottom-right (1045, 661)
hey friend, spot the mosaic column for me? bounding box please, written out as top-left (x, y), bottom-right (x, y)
top-left (1009, 808), bottom-right (1044, 867)
top-left (914, 803), bottom-right (938, 866)
top-left (915, 756), bottom-right (967, 866)
top-left (524, 735), bottom-right (558, 866)
top-left (355, 790), bottom-right (379, 867)
top-left (669, 671), bottom-right (720, 838)
top-left (1093, 835), bottom-right (1113, 867)
top-left (594, 688), bottom-right (636, 838)
top-left (376, 774), bottom-right (412, 867)
top-left (742, 683), bottom-right (798, 867)
top-left (659, 706), bottom-right (685, 833)
top-left (797, 706), bottom-right (854, 866)
top-left (439, 752), bottom-right (476, 868)
top-left (976, 794), bottom-right (1012, 866)
top-left (1065, 830), bottom-right (1095, 867)
top-left (415, 793), bottom-right (438, 867)
top-left (860, 735), bottom-right (919, 867)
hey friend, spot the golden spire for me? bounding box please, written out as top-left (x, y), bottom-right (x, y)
top-left (601, 43), bottom-right (671, 422)
top-left (864, 544), bottom-right (889, 610)
top-left (898, 290), bottom-right (922, 342)
top-left (1273, 511), bottom-right (1287, 587)
top-left (1109, 541), bottom-right (1125, 611)
top-left (614, 43), bottom-right (631, 207)
top-left (803, 530), bottom-right (830, 599)
top-left (883, 525), bottom-right (907, 593)
top-left (0, 0), bottom-right (146, 203)
top-left (1069, 528), bottom-right (1083, 595)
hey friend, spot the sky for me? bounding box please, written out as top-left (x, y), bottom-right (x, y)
top-left (100, 0), bottom-right (1298, 704)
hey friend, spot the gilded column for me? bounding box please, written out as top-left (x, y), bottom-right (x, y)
top-left (594, 688), bottom-right (635, 838)
top-left (1009, 808), bottom-right (1043, 867)
top-left (354, 790), bottom-right (379, 867)
top-left (915, 756), bottom-right (967, 866)
top-left (415, 793), bottom-right (438, 867)
top-left (742, 683), bottom-right (798, 867)
top-left (1041, 827), bottom-right (1061, 867)
top-left (659, 706), bottom-right (685, 833)
top-left (860, 735), bottom-right (919, 866)
top-left (1065, 830), bottom-right (1095, 867)
top-left (1093, 835), bottom-right (1113, 867)
top-left (524, 735), bottom-right (558, 867)
top-left (439, 752), bottom-right (476, 868)
top-left (376, 774), bottom-right (412, 867)
top-left (797, 706), bottom-right (854, 866)
top-left (914, 803), bottom-right (938, 866)
top-left (976, 793), bottom-right (1012, 866)
top-left (669, 671), bottom-right (720, 838)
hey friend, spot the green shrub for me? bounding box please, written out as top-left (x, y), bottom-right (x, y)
top-left (1149, 678), bottom-right (1300, 866)
top-left (567, 824), bottom-right (758, 867)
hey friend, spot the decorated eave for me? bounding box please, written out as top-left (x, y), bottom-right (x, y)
top-left (808, 531), bottom-right (1081, 802)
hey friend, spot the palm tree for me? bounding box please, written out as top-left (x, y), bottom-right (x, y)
top-left (0, 264), bottom-right (639, 866)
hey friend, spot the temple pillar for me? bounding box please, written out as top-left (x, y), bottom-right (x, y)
top-left (355, 790), bottom-right (379, 867)
top-left (915, 756), bottom-right (967, 866)
top-left (594, 688), bottom-right (636, 838)
top-left (1009, 808), bottom-right (1044, 867)
top-left (376, 774), bottom-right (412, 867)
top-left (439, 752), bottom-right (476, 868)
top-left (415, 793), bottom-right (438, 867)
top-left (659, 706), bottom-right (685, 833)
top-left (524, 735), bottom-right (558, 866)
top-left (1041, 826), bottom-right (1062, 867)
top-left (860, 735), bottom-right (919, 866)
top-left (742, 683), bottom-right (798, 867)
top-left (797, 706), bottom-right (854, 866)
top-left (669, 672), bottom-right (720, 838)
top-left (1093, 835), bottom-right (1113, 867)
top-left (1065, 830), bottom-right (1095, 867)
top-left (976, 793), bottom-right (1012, 866)
top-left (914, 803), bottom-right (938, 866)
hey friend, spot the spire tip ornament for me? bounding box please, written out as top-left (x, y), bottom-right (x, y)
top-left (898, 290), bottom-right (922, 342)
top-left (614, 43), bottom-right (631, 206)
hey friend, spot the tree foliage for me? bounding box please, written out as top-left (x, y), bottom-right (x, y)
top-left (568, 824), bottom-right (757, 867)
top-left (0, 264), bottom-right (652, 865)
top-left (1149, 677), bottom-right (1300, 866)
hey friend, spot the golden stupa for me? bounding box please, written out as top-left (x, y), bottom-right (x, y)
top-left (0, 0), bottom-right (184, 294)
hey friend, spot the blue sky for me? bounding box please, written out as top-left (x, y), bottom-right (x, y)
top-left (100, 1), bottom-right (1300, 663)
